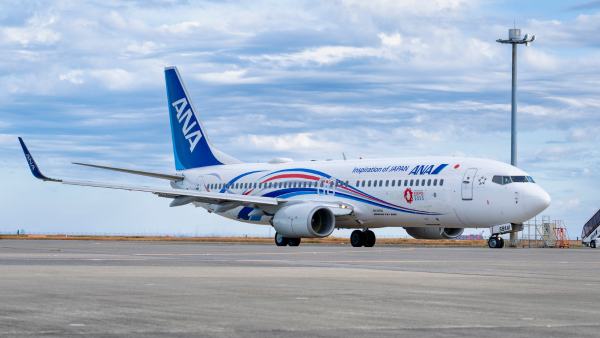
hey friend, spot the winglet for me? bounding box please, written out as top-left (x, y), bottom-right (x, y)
top-left (18, 137), bottom-right (61, 182)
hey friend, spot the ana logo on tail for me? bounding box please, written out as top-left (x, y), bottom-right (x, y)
top-left (171, 97), bottom-right (203, 153)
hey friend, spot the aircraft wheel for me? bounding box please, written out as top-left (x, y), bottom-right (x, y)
top-left (350, 230), bottom-right (364, 247)
top-left (488, 237), bottom-right (498, 248)
top-left (288, 238), bottom-right (301, 246)
top-left (499, 238), bottom-right (505, 248)
top-left (591, 241), bottom-right (596, 248)
top-left (364, 230), bottom-right (376, 247)
top-left (275, 232), bottom-right (289, 246)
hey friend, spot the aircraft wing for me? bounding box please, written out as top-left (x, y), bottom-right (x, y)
top-left (72, 162), bottom-right (184, 182)
top-left (62, 179), bottom-right (279, 206)
top-left (18, 137), bottom-right (279, 208)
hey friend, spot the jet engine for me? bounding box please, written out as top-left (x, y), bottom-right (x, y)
top-left (404, 227), bottom-right (464, 240)
top-left (272, 203), bottom-right (335, 238)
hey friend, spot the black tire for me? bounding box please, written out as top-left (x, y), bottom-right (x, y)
top-left (499, 238), bottom-right (505, 248)
top-left (275, 232), bottom-right (289, 246)
top-left (488, 237), bottom-right (498, 248)
top-left (591, 241), bottom-right (596, 248)
top-left (350, 230), bottom-right (365, 247)
top-left (364, 230), bottom-right (376, 247)
top-left (288, 238), bottom-right (301, 246)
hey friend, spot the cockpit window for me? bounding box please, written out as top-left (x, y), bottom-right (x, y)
top-left (503, 176), bottom-right (512, 185)
top-left (526, 176), bottom-right (535, 183)
top-left (492, 176), bottom-right (502, 185)
top-left (511, 176), bottom-right (527, 183)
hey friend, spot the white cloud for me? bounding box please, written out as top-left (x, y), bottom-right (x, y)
top-left (0, 13), bottom-right (61, 46)
top-left (126, 41), bottom-right (161, 54)
top-left (196, 70), bottom-right (264, 84)
top-left (59, 70), bottom-right (85, 84)
top-left (238, 133), bottom-right (339, 151)
top-left (555, 199), bottom-right (579, 209)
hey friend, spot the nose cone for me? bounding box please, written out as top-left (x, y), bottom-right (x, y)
top-left (523, 184), bottom-right (551, 217)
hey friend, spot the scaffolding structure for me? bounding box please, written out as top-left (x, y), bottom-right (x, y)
top-left (520, 215), bottom-right (562, 248)
top-left (553, 220), bottom-right (570, 248)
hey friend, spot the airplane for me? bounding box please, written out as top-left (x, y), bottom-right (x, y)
top-left (18, 66), bottom-right (551, 248)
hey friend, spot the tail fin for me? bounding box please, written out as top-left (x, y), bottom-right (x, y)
top-left (164, 66), bottom-right (242, 170)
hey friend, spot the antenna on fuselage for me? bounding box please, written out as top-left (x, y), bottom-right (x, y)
top-left (342, 153), bottom-right (347, 161)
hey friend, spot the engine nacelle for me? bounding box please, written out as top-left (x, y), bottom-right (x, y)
top-left (404, 227), bottom-right (464, 240)
top-left (273, 203), bottom-right (335, 238)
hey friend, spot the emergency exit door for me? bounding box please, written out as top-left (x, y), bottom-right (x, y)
top-left (461, 169), bottom-right (477, 200)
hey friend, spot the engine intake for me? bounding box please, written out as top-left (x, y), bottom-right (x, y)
top-left (273, 203), bottom-right (335, 238)
top-left (404, 227), bottom-right (464, 240)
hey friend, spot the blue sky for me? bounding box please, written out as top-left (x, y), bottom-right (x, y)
top-left (1, 0), bottom-right (599, 238)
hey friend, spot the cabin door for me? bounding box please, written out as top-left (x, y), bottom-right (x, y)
top-left (461, 169), bottom-right (477, 200)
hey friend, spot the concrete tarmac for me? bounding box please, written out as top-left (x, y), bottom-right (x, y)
top-left (1, 240), bottom-right (599, 337)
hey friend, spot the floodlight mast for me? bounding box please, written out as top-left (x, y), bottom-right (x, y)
top-left (496, 29), bottom-right (536, 167)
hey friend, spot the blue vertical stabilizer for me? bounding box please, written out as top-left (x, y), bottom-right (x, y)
top-left (164, 67), bottom-right (242, 170)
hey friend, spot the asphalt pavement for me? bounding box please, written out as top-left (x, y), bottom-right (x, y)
top-left (1, 240), bottom-right (599, 337)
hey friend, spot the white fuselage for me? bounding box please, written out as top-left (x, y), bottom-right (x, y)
top-left (173, 157), bottom-right (551, 230)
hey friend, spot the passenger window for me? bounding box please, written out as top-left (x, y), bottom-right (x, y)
top-left (379, 180), bottom-right (383, 187)
top-left (492, 176), bottom-right (502, 185)
top-left (368, 180), bottom-right (371, 187)
top-left (411, 179), bottom-right (414, 186)
top-left (391, 180), bottom-right (395, 187)
top-left (235, 183), bottom-right (238, 189)
top-left (320, 181), bottom-right (324, 187)
top-left (427, 179), bottom-right (431, 186)
top-left (503, 176), bottom-right (512, 185)
top-left (433, 179), bottom-right (437, 186)
top-left (386, 180), bottom-right (389, 187)
top-left (416, 180), bottom-right (419, 186)
top-left (362, 180), bottom-right (365, 187)
top-left (356, 181), bottom-right (360, 187)
top-left (258, 183), bottom-right (262, 189)
top-left (254, 183), bottom-right (257, 188)
top-left (345, 181), bottom-right (349, 187)
top-left (440, 179), bottom-right (444, 186)
top-left (421, 179), bottom-right (425, 186)
top-left (404, 180), bottom-right (408, 186)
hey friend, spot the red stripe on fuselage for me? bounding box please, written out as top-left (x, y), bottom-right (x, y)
top-left (262, 174), bottom-right (319, 183)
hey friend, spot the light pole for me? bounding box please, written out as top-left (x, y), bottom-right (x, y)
top-left (496, 28), bottom-right (536, 167)
top-left (496, 28), bottom-right (536, 247)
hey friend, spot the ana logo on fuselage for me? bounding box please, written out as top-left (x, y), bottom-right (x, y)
top-left (409, 164), bottom-right (448, 175)
top-left (171, 98), bottom-right (203, 153)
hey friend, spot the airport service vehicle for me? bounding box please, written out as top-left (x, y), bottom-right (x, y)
top-left (581, 208), bottom-right (600, 248)
top-left (18, 66), bottom-right (551, 248)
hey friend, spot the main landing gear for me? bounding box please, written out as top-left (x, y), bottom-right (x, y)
top-left (275, 232), bottom-right (301, 246)
top-left (590, 240), bottom-right (596, 249)
top-left (350, 229), bottom-right (376, 247)
top-left (488, 235), bottom-right (505, 249)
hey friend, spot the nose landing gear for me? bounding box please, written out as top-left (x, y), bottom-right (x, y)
top-left (488, 235), bottom-right (505, 249)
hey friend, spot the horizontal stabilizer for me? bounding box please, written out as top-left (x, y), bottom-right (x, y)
top-left (73, 162), bottom-right (184, 182)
